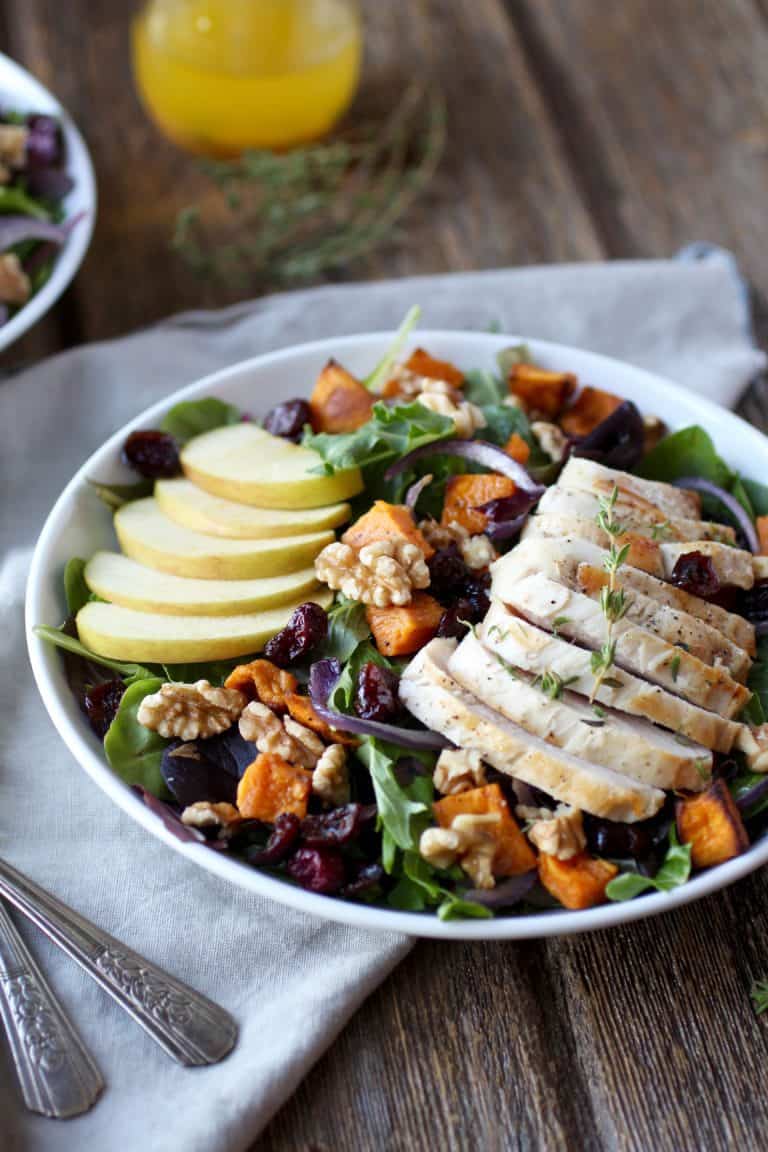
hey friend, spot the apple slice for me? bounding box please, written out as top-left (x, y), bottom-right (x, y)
top-left (155, 477), bottom-right (350, 539)
top-left (114, 498), bottom-right (333, 580)
top-left (85, 552), bottom-right (323, 616)
top-left (76, 591), bottom-right (333, 663)
top-left (180, 423), bottom-right (363, 509)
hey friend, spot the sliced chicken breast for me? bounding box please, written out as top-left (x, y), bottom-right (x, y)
top-left (523, 514), bottom-right (666, 577)
top-left (448, 631), bottom-right (710, 790)
top-left (495, 571), bottom-right (750, 718)
top-left (399, 639), bottom-right (665, 822)
top-left (479, 600), bottom-right (741, 752)
top-left (537, 485), bottom-right (735, 544)
top-left (492, 537), bottom-right (751, 680)
top-left (559, 458), bottom-right (701, 520)
top-left (660, 541), bottom-right (755, 590)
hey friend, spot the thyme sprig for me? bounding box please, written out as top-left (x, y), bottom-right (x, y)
top-left (173, 84), bottom-right (446, 287)
top-left (591, 486), bottom-right (630, 701)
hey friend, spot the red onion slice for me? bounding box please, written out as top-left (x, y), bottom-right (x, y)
top-left (309, 659), bottom-right (452, 750)
top-left (465, 870), bottom-right (537, 908)
top-left (405, 472), bottom-right (433, 512)
top-left (673, 476), bottom-right (759, 553)
top-left (735, 774), bottom-right (768, 814)
top-left (384, 438), bottom-right (542, 493)
top-left (0, 210), bottom-right (85, 250)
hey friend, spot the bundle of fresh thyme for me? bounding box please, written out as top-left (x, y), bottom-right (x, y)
top-left (172, 84), bottom-right (445, 287)
top-left (590, 486), bottom-right (630, 700)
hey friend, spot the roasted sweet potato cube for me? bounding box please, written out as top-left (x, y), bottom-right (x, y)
top-left (236, 753), bottom-right (313, 822)
top-left (224, 659), bottom-right (297, 712)
top-left (757, 516), bottom-right (768, 556)
top-left (676, 778), bottom-right (749, 869)
top-left (404, 347), bottom-right (465, 387)
top-left (284, 691), bottom-right (358, 747)
top-left (538, 853), bottom-right (618, 910)
top-left (441, 474), bottom-right (517, 535)
top-left (508, 364), bottom-right (577, 419)
top-left (434, 783), bottom-right (537, 876)
top-left (309, 359), bottom-right (374, 434)
top-left (559, 387), bottom-right (623, 437)
top-left (342, 500), bottom-right (434, 558)
top-left (366, 592), bottom-right (444, 657)
top-left (504, 432), bottom-right (531, 465)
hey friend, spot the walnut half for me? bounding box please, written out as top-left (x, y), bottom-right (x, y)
top-left (137, 680), bottom-right (246, 740)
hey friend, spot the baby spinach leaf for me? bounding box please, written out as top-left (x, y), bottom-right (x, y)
top-left (160, 397), bottom-right (240, 443)
top-left (88, 477), bottom-right (153, 509)
top-left (640, 426), bottom-right (754, 518)
top-left (355, 738), bottom-right (429, 850)
top-left (34, 625), bottom-right (154, 685)
top-left (462, 369), bottom-right (506, 407)
top-left (743, 478), bottom-right (768, 517)
top-left (747, 638), bottom-right (768, 722)
top-left (605, 829), bottom-right (692, 901)
top-left (103, 677), bottom-right (169, 796)
top-left (63, 558), bottom-right (90, 615)
top-left (324, 596), bottom-right (370, 663)
top-left (364, 305), bottom-right (421, 393)
top-left (496, 343), bottom-right (534, 377)
top-left (437, 895), bottom-right (493, 920)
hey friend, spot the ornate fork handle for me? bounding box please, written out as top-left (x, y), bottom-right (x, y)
top-left (0, 858), bottom-right (237, 1067)
top-left (0, 901), bottom-right (103, 1117)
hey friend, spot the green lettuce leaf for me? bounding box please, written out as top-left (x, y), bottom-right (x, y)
top-left (34, 626), bottom-right (154, 686)
top-left (364, 306), bottom-right (421, 393)
top-left (324, 596), bottom-right (370, 663)
top-left (640, 425), bottom-right (756, 520)
top-left (88, 477), bottom-right (153, 509)
top-left (605, 829), bottom-right (692, 901)
top-left (160, 397), bottom-right (241, 443)
top-left (63, 558), bottom-right (91, 615)
top-left (103, 677), bottom-right (169, 796)
top-left (355, 738), bottom-right (430, 850)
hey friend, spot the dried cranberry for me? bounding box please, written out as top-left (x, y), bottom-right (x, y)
top-left (264, 602), bottom-right (328, 667)
top-left (355, 662), bottom-right (401, 723)
top-left (262, 398), bottom-right (312, 442)
top-left (670, 551), bottom-right (721, 599)
top-left (342, 862), bottom-right (384, 900)
top-left (427, 542), bottom-right (470, 604)
top-left (436, 581), bottom-right (490, 638)
top-left (83, 679), bottom-right (125, 738)
top-left (300, 803), bottom-right (376, 847)
top-left (743, 579), bottom-right (768, 624)
top-left (122, 429), bottom-right (180, 478)
top-left (583, 813), bottom-right (669, 860)
top-left (247, 814), bottom-right (301, 865)
top-left (287, 847), bottom-right (346, 894)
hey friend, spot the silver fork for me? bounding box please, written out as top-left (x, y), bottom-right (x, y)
top-left (0, 901), bottom-right (103, 1118)
top-left (0, 857), bottom-right (237, 1068)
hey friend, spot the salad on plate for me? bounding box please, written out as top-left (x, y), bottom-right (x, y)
top-left (37, 312), bottom-right (768, 921)
top-left (0, 106), bottom-right (81, 324)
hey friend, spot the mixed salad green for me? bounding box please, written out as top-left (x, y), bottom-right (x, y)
top-left (0, 107), bottom-right (81, 323)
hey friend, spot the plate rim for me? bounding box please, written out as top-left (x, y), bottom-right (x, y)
top-left (0, 50), bottom-right (97, 353)
top-left (25, 328), bottom-right (768, 940)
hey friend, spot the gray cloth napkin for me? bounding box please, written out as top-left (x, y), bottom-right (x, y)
top-left (1, 253), bottom-right (764, 1152)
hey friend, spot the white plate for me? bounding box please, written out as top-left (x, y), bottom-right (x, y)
top-left (0, 51), bottom-right (96, 353)
top-left (25, 331), bottom-right (768, 939)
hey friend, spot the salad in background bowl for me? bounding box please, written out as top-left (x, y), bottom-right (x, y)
top-left (25, 323), bottom-right (768, 940)
top-left (0, 51), bottom-right (95, 352)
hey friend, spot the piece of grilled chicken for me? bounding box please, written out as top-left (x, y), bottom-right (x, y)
top-left (399, 639), bottom-right (666, 822)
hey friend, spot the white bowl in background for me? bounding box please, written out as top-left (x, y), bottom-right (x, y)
top-left (25, 331), bottom-right (768, 939)
top-left (0, 51), bottom-right (96, 353)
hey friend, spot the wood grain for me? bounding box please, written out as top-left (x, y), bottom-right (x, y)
top-left (2, 1), bottom-right (768, 1149)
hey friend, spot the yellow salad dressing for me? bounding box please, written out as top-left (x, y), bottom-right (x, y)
top-left (131, 0), bottom-right (362, 154)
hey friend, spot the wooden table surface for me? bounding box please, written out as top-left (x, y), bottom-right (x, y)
top-left (4, 1), bottom-right (768, 1148)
